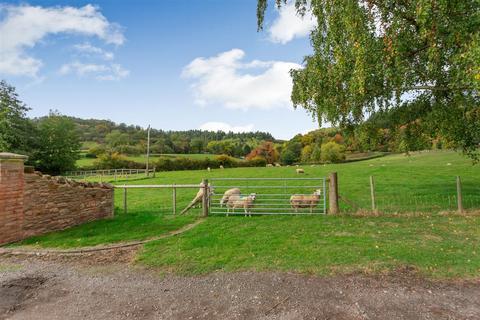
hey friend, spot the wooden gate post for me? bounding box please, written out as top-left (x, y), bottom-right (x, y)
top-left (202, 179), bottom-right (209, 217)
top-left (370, 176), bottom-right (377, 213)
top-left (172, 185), bottom-right (177, 215)
top-left (328, 172), bottom-right (339, 214)
top-left (457, 176), bottom-right (463, 213)
top-left (123, 186), bottom-right (127, 214)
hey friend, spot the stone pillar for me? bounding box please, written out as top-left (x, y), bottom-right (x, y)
top-left (0, 153), bottom-right (27, 245)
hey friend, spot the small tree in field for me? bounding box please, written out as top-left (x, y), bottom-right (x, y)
top-left (33, 112), bottom-right (80, 174)
top-left (320, 141), bottom-right (345, 163)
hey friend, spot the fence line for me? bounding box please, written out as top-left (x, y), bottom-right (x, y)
top-left (112, 173), bottom-right (478, 217)
top-left (65, 168), bottom-right (156, 181)
top-left (115, 183), bottom-right (205, 216)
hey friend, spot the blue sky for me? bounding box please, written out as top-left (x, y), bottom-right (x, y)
top-left (0, 0), bottom-right (320, 139)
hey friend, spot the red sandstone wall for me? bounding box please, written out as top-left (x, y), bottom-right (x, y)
top-left (22, 173), bottom-right (114, 238)
top-left (0, 159), bottom-right (25, 244)
top-left (0, 154), bottom-right (114, 245)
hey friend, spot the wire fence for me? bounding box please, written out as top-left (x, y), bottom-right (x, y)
top-left (338, 175), bottom-right (480, 214)
top-left (109, 173), bottom-right (479, 217)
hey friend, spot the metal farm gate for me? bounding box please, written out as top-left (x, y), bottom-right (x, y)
top-left (209, 177), bottom-right (327, 215)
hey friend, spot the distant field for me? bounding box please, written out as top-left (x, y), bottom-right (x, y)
top-left (76, 153), bottom-right (223, 168)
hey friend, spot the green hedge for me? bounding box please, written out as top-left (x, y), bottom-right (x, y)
top-left (80, 154), bottom-right (267, 171)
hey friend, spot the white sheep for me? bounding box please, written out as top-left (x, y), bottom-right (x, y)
top-left (219, 165), bottom-right (224, 169)
top-left (207, 167), bottom-right (211, 172)
top-left (290, 189), bottom-right (322, 213)
top-left (275, 163), bottom-right (281, 167)
top-left (227, 193), bottom-right (256, 216)
top-left (220, 188), bottom-right (241, 207)
top-left (296, 168), bottom-right (305, 174)
top-left (180, 182), bottom-right (214, 215)
top-left (266, 163), bottom-right (273, 167)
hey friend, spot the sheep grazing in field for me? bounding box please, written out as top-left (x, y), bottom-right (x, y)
top-left (180, 182), bottom-right (214, 215)
top-left (296, 168), bottom-right (305, 174)
top-left (207, 167), bottom-right (211, 172)
top-left (266, 163), bottom-right (273, 167)
top-left (290, 189), bottom-right (322, 213)
top-left (275, 163), bottom-right (281, 167)
top-left (220, 165), bottom-right (224, 169)
top-left (227, 193), bottom-right (257, 216)
top-left (220, 188), bottom-right (241, 207)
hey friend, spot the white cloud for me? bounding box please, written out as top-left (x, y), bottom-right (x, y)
top-left (268, 1), bottom-right (317, 44)
top-left (59, 61), bottom-right (129, 81)
top-left (199, 122), bottom-right (254, 133)
top-left (73, 42), bottom-right (114, 60)
top-left (182, 49), bottom-right (301, 110)
top-left (0, 4), bottom-right (124, 77)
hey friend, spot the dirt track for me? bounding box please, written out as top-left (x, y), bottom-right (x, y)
top-left (1, 253), bottom-right (479, 320)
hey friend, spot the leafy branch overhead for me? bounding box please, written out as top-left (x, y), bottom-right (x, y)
top-left (257, 0), bottom-right (480, 159)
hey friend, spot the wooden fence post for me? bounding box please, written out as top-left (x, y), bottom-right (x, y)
top-left (370, 176), bottom-right (377, 213)
top-left (123, 186), bottom-right (127, 214)
top-left (457, 176), bottom-right (463, 213)
top-left (328, 172), bottom-right (339, 214)
top-left (173, 185), bottom-right (177, 215)
top-left (202, 179), bottom-right (209, 217)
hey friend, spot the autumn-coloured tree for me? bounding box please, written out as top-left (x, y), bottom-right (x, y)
top-left (246, 141), bottom-right (279, 164)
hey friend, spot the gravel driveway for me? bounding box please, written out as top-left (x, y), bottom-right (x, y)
top-left (0, 252), bottom-right (479, 320)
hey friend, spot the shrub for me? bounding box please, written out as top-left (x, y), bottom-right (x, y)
top-left (320, 141), bottom-right (346, 163)
top-left (93, 152), bottom-right (145, 169)
top-left (280, 149), bottom-right (297, 165)
top-left (215, 154), bottom-right (236, 167)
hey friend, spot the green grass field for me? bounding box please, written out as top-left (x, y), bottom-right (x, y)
top-left (10, 150), bottom-right (480, 278)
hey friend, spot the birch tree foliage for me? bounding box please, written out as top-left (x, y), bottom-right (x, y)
top-left (257, 0), bottom-right (480, 158)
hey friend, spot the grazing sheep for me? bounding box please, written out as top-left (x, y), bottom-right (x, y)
top-left (266, 163), bottom-right (273, 167)
top-left (220, 188), bottom-right (241, 207)
top-left (227, 193), bottom-right (256, 216)
top-left (207, 167), bottom-right (211, 172)
top-left (296, 168), bottom-right (305, 174)
top-left (275, 163), bottom-right (281, 167)
top-left (180, 182), bottom-right (214, 215)
top-left (290, 189), bottom-right (322, 213)
top-left (220, 165), bottom-right (224, 169)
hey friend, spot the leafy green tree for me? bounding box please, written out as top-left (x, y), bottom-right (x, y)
top-left (280, 148), bottom-right (297, 165)
top-left (0, 80), bottom-right (36, 153)
top-left (320, 141), bottom-right (346, 163)
top-left (105, 130), bottom-right (131, 149)
top-left (242, 144), bottom-right (252, 156)
top-left (189, 138), bottom-right (205, 153)
top-left (257, 0), bottom-right (480, 159)
top-left (32, 112), bottom-right (80, 174)
top-left (300, 145), bottom-right (313, 162)
top-left (310, 143), bottom-right (322, 162)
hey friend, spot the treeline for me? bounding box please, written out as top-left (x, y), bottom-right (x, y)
top-left (65, 117), bottom-right (275, 157)
top-left (1, 79), bottom-right (459, 174)
top-left (89, 153), bottom-right (267, 171)
top-left (274, 99), bottom-right (457, 165)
